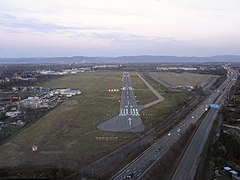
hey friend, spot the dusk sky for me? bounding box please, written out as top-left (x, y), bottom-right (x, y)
top-left (1, 0), bottom-right (240, 57)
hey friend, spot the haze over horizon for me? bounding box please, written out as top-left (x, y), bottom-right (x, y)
top-left (1, 0), bottom-right (240, 58)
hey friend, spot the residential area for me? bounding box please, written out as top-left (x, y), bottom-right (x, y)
top-left (0, 65), bottom-right (83, 143)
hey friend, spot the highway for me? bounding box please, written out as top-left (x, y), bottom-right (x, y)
top-left (112, 69), bottom-right (237, 180)
top-left (97, 72), bottom-right (144, 132)
top-left (171, 69), bottom-right (238, 180)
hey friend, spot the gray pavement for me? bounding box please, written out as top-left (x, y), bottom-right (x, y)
top-left (171, 69), bottom-right (238, 180)
top-left (97, 72), bottom-right (165, 132)
top-left (136, 72), bottom-right (164, 110)
top-left (112, 69), bottom-right (237, 180)
top-left (97, 72), bottom-right (143, 132)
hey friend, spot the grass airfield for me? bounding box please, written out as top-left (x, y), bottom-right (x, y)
top-left (149, 72), bottom-right (216, 87)
top-left (0, 71), bottom-right (187, 169)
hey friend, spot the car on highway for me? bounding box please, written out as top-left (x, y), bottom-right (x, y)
top-left (156, 148), bottom-right (161, 152)
top-left (191, 116), bottom-right (194, 119)
top-left (177, 128), bottom-right (181, 133)
top-left (168, 132), bottom-right (171, 136)
top-left (126, 173), bottom-right (134, 179)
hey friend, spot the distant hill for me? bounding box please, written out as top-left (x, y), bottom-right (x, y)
top-left (0, 55), bottom-right (239, 64)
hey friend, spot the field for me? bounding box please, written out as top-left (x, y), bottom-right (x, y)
top-left (130, 72), bottom-right (157, 105)
top-left (0, 71), bottom-right (138, 168)
top-left (0, 71), bottom-right (187, 169)
top-left (149, 72), bottom-right (215, 87)
top-left (139, 73), bottom-right (188, 128)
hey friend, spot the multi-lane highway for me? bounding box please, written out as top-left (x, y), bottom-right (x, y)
top-left (112, 69), bottom-right (237, 180)
top-left (97, 72), bottom-right (144, 132)
top-left (172, 69), bottom-right (238, 180)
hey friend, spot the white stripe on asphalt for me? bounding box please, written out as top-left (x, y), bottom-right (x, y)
top-left (136, 109), bottom-right (139, 115)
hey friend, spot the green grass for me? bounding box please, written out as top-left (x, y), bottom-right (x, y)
top-left (149, 72), bottom-right (214, 87)
top-left (0, 71), bottom-right (188, 168)
top-left (139, 73), bottom-right (188, 127)
top-left (130, 72), bottom-right (157, 105)
top-left (0, 71), bottom-right (140, 168)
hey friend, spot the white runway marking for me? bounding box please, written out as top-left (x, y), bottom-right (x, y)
top-left (136, 109), bottom-right (139, 115)
top-left (128, 117), bottom-right (132, 126)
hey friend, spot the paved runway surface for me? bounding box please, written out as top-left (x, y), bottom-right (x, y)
top-left (97, 72), bottom-right (144, 132)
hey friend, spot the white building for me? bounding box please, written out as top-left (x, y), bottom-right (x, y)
top-left (6, 111), bottom-right (21, 118)
top-left (59, 89), bottom-right (81, 96)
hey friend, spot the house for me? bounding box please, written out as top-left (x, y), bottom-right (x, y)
top-left (17, 120), bottom-right (25, 127)
top-left (59, 89), bottom-right (81, 96)
top-left (6, 111), bottom-right (21, 118)
top-left (230, 170), bottom-right (238, 178)
top-left (223, 166), bottom-right (232, 172)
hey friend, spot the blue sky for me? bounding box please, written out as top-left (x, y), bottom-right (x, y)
top-left (0, 0), bottom-right (240, 57)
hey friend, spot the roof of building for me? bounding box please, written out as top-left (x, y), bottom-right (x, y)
top-left (224, 166), bottom-right (232, 171)
top-left (64, 90), bottom-right (81, 93)
top-left (230, 170), bottom-right (238, 174)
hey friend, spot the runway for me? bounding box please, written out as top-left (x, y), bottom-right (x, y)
top-left (97, 72), bottom-right (144, 132)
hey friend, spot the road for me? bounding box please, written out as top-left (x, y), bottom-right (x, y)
top-left (136, 72), bottom-right (164, 101)
top-left (136, 72), bottom-right (164, 110)
top-left (112, 69), bottom-right (237, 180)
top-left (97, 72), bottom-right (144, 132)
top-left (172, 69), bottom-right (238, 180)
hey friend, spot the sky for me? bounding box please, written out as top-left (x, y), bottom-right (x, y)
top-left (0, 0), bottom-right (240, 57)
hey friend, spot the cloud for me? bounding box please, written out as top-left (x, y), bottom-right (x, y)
top-left (89, 32), bottom-right (176, 45)
top-left (0, 13), bottom-right (61, 32)
top-left (0, 12), bottom-right (116, 34)
top-left (0, 11), bottom-right (178, 47)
